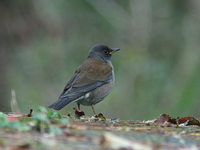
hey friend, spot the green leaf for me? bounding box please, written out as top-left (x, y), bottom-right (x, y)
top-left (47, 110), bottom-right (62, 119)
top-left (0, 112), bottom-right (9, 128)
top-left (37, 106), bottom-right (48, 113)
top-left (49, 125), bottom-right (62, 135)
top-left (9, 121), bottom-right (31, 131)
top-left (58, 118), bottom-right (69, 124)
top-left (0, 112), bottom-right (6, 118)
top-left (32, 113), bottom-right (49, 123)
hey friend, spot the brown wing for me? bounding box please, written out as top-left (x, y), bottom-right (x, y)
top-left (61, 57), bottom-right (112, 94)
top-left (73, 58), bottom-right (112, 86)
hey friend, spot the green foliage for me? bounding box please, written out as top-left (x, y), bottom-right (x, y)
top-left (0, 106), bottom-right (69, 135)
top-left (0, 112), bottom-right (30, 131)
top-left (47, 109), bottom-right (62, 119)
top-left (0, 112), bottom-right (9, 128)
top-left (8, 121), bottom-right (30, 131)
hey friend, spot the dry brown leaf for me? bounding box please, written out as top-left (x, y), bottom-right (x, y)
top-left (95, 113), bottom-right (106, 121)
top-left (178, 117), bottom-right (200, 126)
top-left (6, 144), bottom-right (30, 150)
top-left (154, 114), bottom-right (171, 124)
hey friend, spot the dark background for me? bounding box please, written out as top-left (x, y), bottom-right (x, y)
top-left (0, 0), bottom-right (200, 120)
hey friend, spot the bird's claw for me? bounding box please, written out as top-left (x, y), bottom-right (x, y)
top-left (73, 107), bottom-right (85, 118)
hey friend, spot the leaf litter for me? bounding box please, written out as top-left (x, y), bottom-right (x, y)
top-left (0, 107), bottom-right (200, 150)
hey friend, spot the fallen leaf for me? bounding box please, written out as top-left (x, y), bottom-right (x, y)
top-left (154, 114), bottom-right (171, 124)
top-left (95, 113), bottom-right (106, 121)
top-left (6, 109), bottom-right (33, 121)
top-left (178, 117), bottom-right (200, 126)
top-left (6, 116), bottom-right (21, 121)
top-left (7, 144), bottom-right (30, 150)
top-left (153, 114), bottom-right (200, 126)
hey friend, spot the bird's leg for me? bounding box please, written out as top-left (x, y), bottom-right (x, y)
top-left (74, 103), bottom-right (85, 118)
top-left (77, 103), bottom-right (81, 111)
top-left (91, 105), bottom-right (96, 114)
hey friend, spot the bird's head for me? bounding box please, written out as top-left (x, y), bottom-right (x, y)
top-left (89, 44), bottom-right (120, 62)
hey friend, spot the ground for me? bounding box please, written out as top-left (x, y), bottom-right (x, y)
top-left (0, 108), bottom-right (200, 150)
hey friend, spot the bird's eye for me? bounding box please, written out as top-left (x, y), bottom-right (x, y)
top-left (104, 50), bottom-right (109, 54)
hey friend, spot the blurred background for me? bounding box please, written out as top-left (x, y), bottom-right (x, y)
top-left (0, 0), bottom-right (200, 120)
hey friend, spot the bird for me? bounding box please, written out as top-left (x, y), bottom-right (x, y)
top-left (48, 44), bottom-right (120, 114)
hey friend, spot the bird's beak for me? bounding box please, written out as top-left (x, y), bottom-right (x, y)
top-left (110, 48), bottom-right (120, 54)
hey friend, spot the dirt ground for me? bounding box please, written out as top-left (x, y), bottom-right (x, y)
top-left (0, 117), bottom-right (200, 150)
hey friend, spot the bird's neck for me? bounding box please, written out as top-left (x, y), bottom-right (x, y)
top-left (88, 53), bottom-right (112, 64)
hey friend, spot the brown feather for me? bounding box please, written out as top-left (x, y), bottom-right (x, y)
top-left (73, 58), bottom-right (113, 87)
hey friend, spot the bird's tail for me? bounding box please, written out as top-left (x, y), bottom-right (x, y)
top-left (48, 97), bottom-right (74, 110)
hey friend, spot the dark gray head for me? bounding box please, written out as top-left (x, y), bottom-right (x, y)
top-left (88, 44), bottom-right (120, 62)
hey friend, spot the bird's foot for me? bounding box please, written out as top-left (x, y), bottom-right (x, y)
top-left (73, 107), bottom-right (85, 119)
